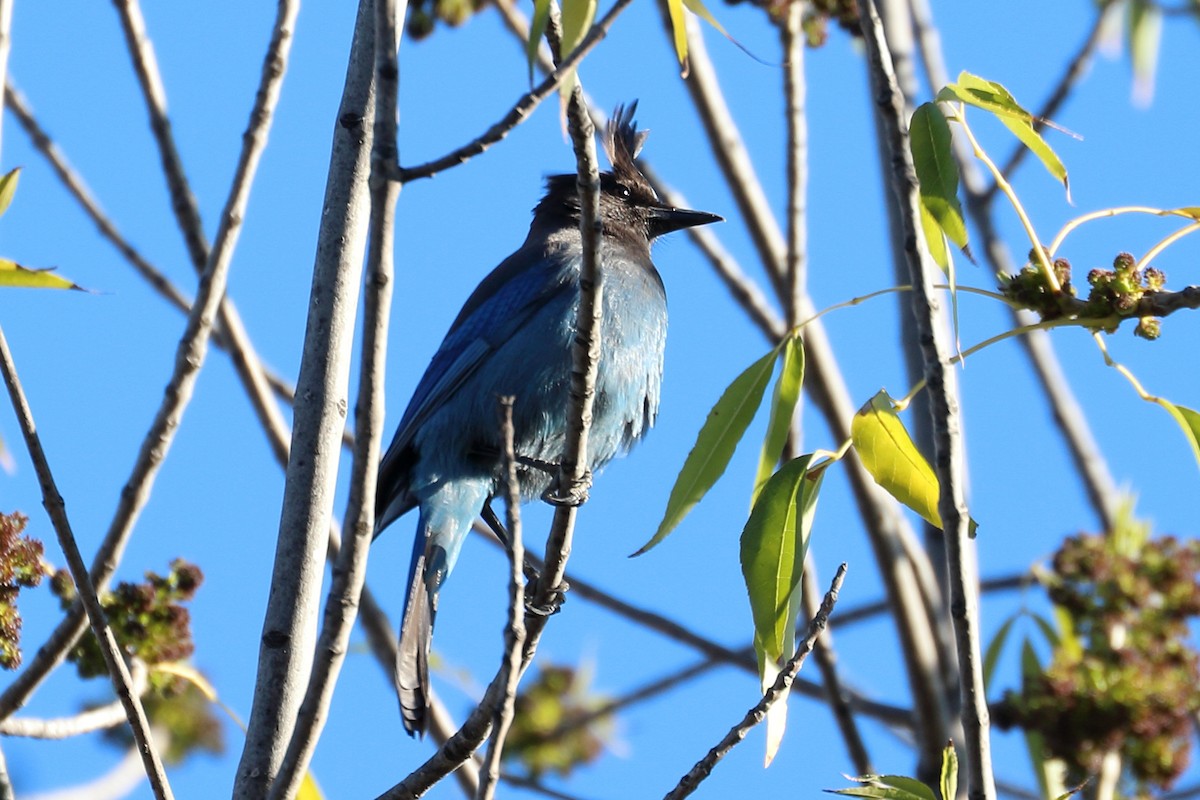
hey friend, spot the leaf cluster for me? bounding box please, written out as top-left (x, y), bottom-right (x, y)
top-left (0, 511), bottom-right (47, 670)
top-left (51, 558), bottom-right (203, 683)
top-left (997, 521), bottom-right (1200, 792)
top-left (501, 663), bottom-right (612, 779)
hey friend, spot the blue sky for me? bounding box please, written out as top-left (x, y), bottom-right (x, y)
top-left (3, 0), bottom-right (1200, 798)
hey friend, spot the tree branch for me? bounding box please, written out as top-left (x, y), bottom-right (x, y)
top-left (0, 324), bottom-right (174, 799)
top-left (858, 1), bottom-right (995, 797)
top-left (662, 565), bottom-right (848, 799)
top-left (397, 0), bottom-right (635, 183)
top-left (476, 398), bottom-right (528, 800)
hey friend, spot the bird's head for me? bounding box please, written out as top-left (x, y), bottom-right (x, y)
top-left (534, 102), bottom-right (722, 248)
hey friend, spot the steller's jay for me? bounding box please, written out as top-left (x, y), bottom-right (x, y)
top-left (375, 103), bottom-right (721, 735)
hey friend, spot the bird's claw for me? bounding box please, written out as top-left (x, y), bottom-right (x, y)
top-left (524, 579), bottom-right (570, 617)
top-left (542, 468), bottom-right (592, 507)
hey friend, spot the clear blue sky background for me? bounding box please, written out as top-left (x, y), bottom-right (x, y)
top-left (3, 1), bottom-right (1200, 798)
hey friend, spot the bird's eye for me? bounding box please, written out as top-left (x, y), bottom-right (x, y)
top-left (620, 185), bottom-right (632, 198)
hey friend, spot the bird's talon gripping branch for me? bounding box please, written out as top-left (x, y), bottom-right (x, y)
top-left (542, 469), bottom-right (592, 507)
top-left (524, 580), bottom-right (570, 617)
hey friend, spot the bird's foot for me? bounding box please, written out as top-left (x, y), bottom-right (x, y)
top-left (524, 579), bottom-right (570, 617)
top-left (542, 468), bottom-right (592, 507)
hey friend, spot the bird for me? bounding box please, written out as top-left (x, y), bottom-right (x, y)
top-left (374, 102), bottom-right (722, 736)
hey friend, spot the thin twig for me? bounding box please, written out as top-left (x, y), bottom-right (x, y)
top-left (397, 0), bottom-right (635, 183)
top-left (986, 2), bottom-right (1114, 203)
top-left (489, 0), bottom-right (785, 347)
top-left (478, 524), bottom-right (914, 728)
top-left (781, 0), bottom-right (808, 327)
top-left (658, 0), bottom-right (788, 301)
top-left (0, 740), bottom-right (10, 800)
top-left (2, 83), bottom-right (318, 431)
top-left (0, 324), bottom-right (174, 799)
top-left (835, 572), bottom-right (1038, 627)
top-left (802, 559), bottom-right (873, 774)
top-left (477, 398), bottom-right (528, 800)
top-left (859, 2), bottom-right (995, 798)
top-left (662, 564), bottom-right (848, 800)
top-left (0, 660), bottom-right (149, 739)
top-left (0, 0), bottom-right (295, 729)
top-left (111, 0), bottom-right (208, 267)
top-left (908, 0), bottom-right (1120, 532)
top-left (521, 11), bottom-right (602, 668)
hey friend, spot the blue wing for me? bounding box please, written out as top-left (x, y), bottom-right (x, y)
top-left (376, 244), bottom-right (577, 528)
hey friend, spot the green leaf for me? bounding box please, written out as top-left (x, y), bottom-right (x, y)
top-left (918, 197), bottom-right (950, 273)
top-left (559, 0), bottom-right (595, 55)
top-left (1027, 611), bottom-right (1060, 650)
top-left (525, 0), bottom-right (551, 84)
top-left (665, 0), bottom-right (689, 72)
top-left (0, 259), bottom-right (86, 291)
top-left (828, 775), bottom-right (937, 800)
top-left (982, 613), bottom-right (1018, 691)
top-left (851, 391), bottom-right (977, 536)
top-left (1128, 0), bottom-right (1162, 106)
top-left (939, 745), bottom-right (958, 800)
top-left (1154, 399), bottom-right (1200, 472)
top-left (753, 335), bottom-right (804, 505)
top-left (910, 104), bottom-right (967, 251)
top-left (635, 345), bottom-right (780, 555)
top-left (0, 168), bottom-right (19, 219)
top-left (741, 455), bottom-right (822, 663)
top-left (938, 72), bottom-right (1069, 198)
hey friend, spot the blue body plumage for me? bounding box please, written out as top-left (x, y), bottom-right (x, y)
top-left (375, 104), bottom-right (721, 735)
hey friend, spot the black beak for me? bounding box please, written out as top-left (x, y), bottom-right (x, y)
top-left (647, 205), bottom-right (724, 238)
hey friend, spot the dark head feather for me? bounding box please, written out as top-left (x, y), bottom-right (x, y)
top-left (529, 102), bottom-right (721, 247)
top-left (604, 102), bottom-right (656, 203)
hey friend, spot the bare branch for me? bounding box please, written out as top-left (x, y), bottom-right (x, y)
top-left (477, 398), bottom-right (528, 800)
top-left (267, 2), bottom-right (398, 794)
top-left (231, 0), bottom-right (366, 790)
top-left (397, 0), bottom-right (636, 183)
top-left (858, 2), bottom-right (995, 797)
top-left (907, 0), bottom-right (1120, 532)
top-left (657, 1), bottom-right (788, 301)
top-left (0, 661), bottom-right (149, 739)
top-left (0, 325), bottom-right (174, 799)
top-left (662, 564), bottom-right (848, 800)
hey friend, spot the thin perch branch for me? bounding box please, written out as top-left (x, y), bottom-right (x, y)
top-left (476, 398), bottom-right (528, 800)
top-left (858, 1), bottom-right (995, 797)
top-left (661, 564), bottom-right (848, 800)
top-left (0, 325), bottom-right (174, 800)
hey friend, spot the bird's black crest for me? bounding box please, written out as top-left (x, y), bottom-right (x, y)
top-left (604, 102), bottom-right (658, 204)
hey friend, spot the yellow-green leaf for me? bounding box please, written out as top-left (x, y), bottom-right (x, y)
top-left (938, 72), bottom-right (1069, 198)
top-left (1154, 398), bottom-right (1200, 472)
top-left (918, 201), bottom-right (950, 273)
top-left (0, 259), bottom-right (86, 291)
top-left (0, 168), bottom-right (19, 219)
top-left (831, 774), bottom-right (938, 800)
top-left (910, 103), bottom-right (967, 251)
top-left (1128, 0), bottom-right (1162, 106)
top-left (851, 391), bottom-right (943, 529)
top-left (753, 335), bottom-right (804, 505)
top-left (559, 0), bottom-right (596, 57)
top-left (741, 455), bottom-right (822, 665)
top-left (940, 744), bottom-right (958, 800)
top-left (526, 0), bottom-right (551, 84)
top-left (635, 345), bottom-right (780, 555)
top-left (665, 0), bottom-right (689, 73)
